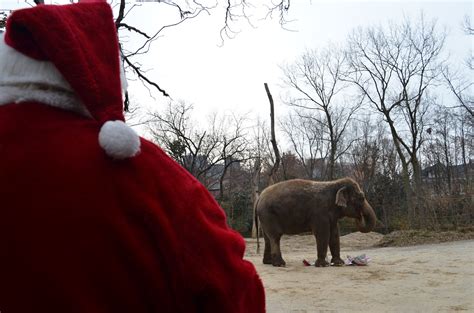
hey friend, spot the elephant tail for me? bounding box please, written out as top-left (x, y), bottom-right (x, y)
top-left (254, 193), bottom-right (260, 254)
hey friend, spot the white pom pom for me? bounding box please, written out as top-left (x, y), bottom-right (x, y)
top-left (98, 120), bottom-right (141, 159)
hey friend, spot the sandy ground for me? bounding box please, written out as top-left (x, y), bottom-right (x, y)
top-left (244, 233), bottom-right (474, 313)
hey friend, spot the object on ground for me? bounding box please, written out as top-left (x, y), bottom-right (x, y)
top-left (345, 254), bottom-right (371, 266)
top-left (302, 258), bottom-right (334, 266)
top-left (303, 255), bottom-right (371, 266)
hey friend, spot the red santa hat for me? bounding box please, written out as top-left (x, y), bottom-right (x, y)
top-left (0, 0), bottom-right (140, 159)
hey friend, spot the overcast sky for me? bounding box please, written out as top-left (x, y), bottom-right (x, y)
top-left (2, 0), bottom-right (472, 128)
top-left (123, 0), bottom-right (472, 124)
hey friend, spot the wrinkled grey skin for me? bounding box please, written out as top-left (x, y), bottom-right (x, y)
top-left (255, 178), bottom-right (377, 267)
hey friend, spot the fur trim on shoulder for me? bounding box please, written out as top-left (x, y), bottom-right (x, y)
top-left (0, 85), bottom-right (91, 117)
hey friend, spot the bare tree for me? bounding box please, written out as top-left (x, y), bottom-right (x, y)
top-left (115, 0), bottom-right (211, 110)
top-left (280, 110), bottom-right (327, 179)
top-left (113, 0), bottom-right (292, 109)
top-left (463, 15), bottom-right (474, 35)
top-left (278, 151), bottom-right (306, 180)
top-left (282, 47), bottom-right (361, 180)
top-left (148, 101), bottom-right (248, 193)
top-left (424, 105), bottom-right (455, 193)
top-left (249, 118), bottom-right (270, 237)
top-left (346, 14), bottom-right (446, 209)
top-left (424, 104), bottom-right (473, 193)
top-left (455, 109), bottom-right (473, 179)
top-left (462, 15), bottom-right (474, 70)
top-left (348, 117), bottom-right (381, 191)
top-left (442, 15), bottom-right (473, 118)
top-left (148, 101), bottom-right (211, 179)
top-left (443, 68), bottom-right (474, 118)
top-left (214, 112), bottom-right (249, 200)
top-left (220, 0), bottom-right (291, 41)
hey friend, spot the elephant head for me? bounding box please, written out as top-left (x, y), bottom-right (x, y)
top-left (335, 179), bottom-right (376, 233)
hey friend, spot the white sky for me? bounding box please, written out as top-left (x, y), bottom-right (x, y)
top-left (121, 0), bottom-right (472, 124)
top-left (2, 0), bottom-right (473, 128)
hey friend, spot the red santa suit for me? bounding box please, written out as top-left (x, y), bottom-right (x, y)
top-left (0, 2), bottom-right (265, 313)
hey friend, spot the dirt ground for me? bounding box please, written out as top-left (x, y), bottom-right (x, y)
top-left (244, 232), bottom-right (474, 313)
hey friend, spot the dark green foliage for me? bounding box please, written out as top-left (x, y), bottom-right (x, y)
top-left (339, 174), bottom-right (408, 235)
top-left (219, 191), bottom-right (254, 237)
top-left (0, 12), bottom-right (7, 32)
top-left (365, 173), bottom-right (407, 233)
top-left (168, 139), bottom-right (186, 162)
top-left (338, 218), bottom-right (358, 236)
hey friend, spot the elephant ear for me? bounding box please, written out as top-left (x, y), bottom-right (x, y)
top-left (335, 187), bottom-right (348, 207)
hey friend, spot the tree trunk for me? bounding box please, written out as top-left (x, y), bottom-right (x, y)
top-left (327, 144), bottom-right (336, 180)
top-left (326, 109), bottom-right (336, 181)
top-left (442, 136), bottom-right (452, 194)
top-left (218, 165), bottom-right (229, 201)
top-left (386, 115), bottom-right (414, 224)
top-left (251, 158), bottom-right (261, 238)
top-left (265, 83), bottom-right (281, 185)
top-left (411, 155), bottom-right (422, 193)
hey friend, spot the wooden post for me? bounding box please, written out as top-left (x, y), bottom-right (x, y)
top-left (251, 83), bottom-right (281, 239)
top-left (265, 83), bottom-right (281, 185)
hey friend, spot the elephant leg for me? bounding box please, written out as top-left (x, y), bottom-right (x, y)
top-left (262, 231), bottom-right (272, 265)
top-left (270, 235), bottom-right (286, 267)
top-left (313, 224), bottom-right (330, 267)
top-left (329, 223), bottom-right (344, 266)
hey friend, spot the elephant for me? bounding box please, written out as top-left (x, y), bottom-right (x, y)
top-left (255, 177), bottom-right (377, 267)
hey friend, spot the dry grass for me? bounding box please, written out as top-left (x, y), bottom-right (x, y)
top-left (376, 227), bottom-right (474, 247)
top-left (247, 227), bottom-right (474, 253)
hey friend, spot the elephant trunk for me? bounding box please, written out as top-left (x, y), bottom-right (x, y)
top-left (356, 200), bottom-right (376, 233)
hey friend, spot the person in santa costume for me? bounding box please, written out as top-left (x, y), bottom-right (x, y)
top-left (0, 1), bottom-right (265, 312)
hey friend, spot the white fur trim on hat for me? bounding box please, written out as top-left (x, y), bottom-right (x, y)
top-left (0, 33), bottom-right (126, 115)
top-left (0, 33), bottom-right (72, 93)
top-left (98, 120), bottom-right (141, 159)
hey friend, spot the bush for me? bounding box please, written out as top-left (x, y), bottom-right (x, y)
top-left (219, 191), bottom-right (253, 237)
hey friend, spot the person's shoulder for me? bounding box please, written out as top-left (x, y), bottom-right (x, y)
top-left (134, 138), bottom-right (205, 192)
top-left (138, 138), bottom-right (190, 176)
top-left (132, 138), bottom-right (222, 218)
